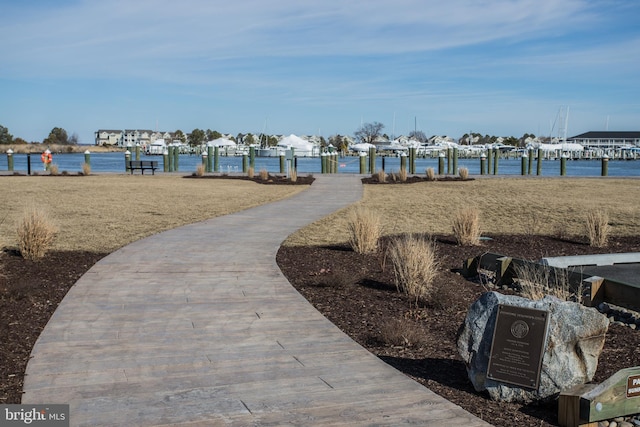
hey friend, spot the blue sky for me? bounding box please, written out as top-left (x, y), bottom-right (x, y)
top-left (1, 0), bottom-right (639, 144)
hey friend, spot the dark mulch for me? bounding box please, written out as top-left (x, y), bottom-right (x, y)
top-left (2, 235), bottom-right (639, 427)
top-left (183, 173), bottom-right (315, 185)
top-left (360, 175), bottom-right (473, 184)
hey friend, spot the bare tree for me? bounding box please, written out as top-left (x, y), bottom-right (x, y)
top-left (355, 122), bottom-right (384, 144)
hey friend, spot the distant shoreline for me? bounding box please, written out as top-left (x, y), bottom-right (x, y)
top-left (0, 144), bottom-right (122, 154)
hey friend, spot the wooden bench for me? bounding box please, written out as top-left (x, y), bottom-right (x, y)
top-left (128, 160), bottom-right (158, 175)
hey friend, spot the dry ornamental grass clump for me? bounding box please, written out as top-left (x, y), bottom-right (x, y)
top-left (375, 170), bottom-right (387, 183)
top-left (387, 234), bottom-right (438, 306)
top-left (425, 167), bottom-right (436, 181)
top-left (247, 166), bottom-right (255, 179)
top-left (81, 163), bottom-right (91, 176)
top-left (347, 206), bottom-right (381, 254)
top-left (16, 207), bottom-right (57, 260)
top-left (452, 207), bottom-right (481, 246)
top-left (195, 164), bottom-right (205, 177)
top-left (259, 168), bottom-right (269, 180)
top-left (458, 167), bottom-right (469, 180)
top-left (585, 208), bottom-right (610, 248)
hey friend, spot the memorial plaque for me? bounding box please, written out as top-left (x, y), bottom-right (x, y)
top-left (487, 304), bottom-right (549, 389)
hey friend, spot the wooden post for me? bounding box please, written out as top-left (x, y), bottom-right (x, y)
top-left (559, 367), bottom-right (640, 427)
top-left (601, 155), bottom-right (609, 177)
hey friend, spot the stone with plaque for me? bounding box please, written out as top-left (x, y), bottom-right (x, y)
top-left (487, 304), bottom-right (549, 390)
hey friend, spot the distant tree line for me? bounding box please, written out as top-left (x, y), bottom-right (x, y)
top-left (0, 123), bottom-right (540, 149)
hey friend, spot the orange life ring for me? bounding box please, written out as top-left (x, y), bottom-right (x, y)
top-left (41, 152), bottom-right (52, 164)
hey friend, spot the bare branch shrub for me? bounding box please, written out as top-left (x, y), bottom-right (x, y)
top-left (585, 208), bottom-right (610, 247)
top-left (387, 234), bottom-right (438, 305)
top-left (452, 207), bottom-right (481, 246)
top-left (347, 206), bottom-right (382, 254)
top-left (16, 206), bottom-right (57, 260)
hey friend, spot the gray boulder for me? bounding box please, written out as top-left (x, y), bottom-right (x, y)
top-left (457, 291), bottom-right (608, 403)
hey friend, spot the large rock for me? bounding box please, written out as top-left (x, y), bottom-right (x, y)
top-left (457, 291), bottom-right (608, 403)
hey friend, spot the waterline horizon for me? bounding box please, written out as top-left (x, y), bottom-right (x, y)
top-left (1, 152), bottom-right (639, 177)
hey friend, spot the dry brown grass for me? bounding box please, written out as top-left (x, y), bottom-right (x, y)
top-left (16, 206), bottom-right (57, 260)
top-left (387, 234), bottom-right (438, 305)
top-left (398, 167), bottom-right (408, 182)
top-left (284, 178), bottom-right (640, 247)
top-left (259, 168), bottom-right (269, 180)
top-left (379, 318), bottom-right (427, 347)
top-left (514, 262), bottom-right (580, 302)
top-left (585, 208), bottom-right (610, 248)
top-left (425, 167), bottom-right (436, 181)
top-left (48, 164), bottom-right (59, 176)
top-left (452, 207), bottom-right (481, 246)
top-left (347, 205), bottom-right (382, 254)
top-left (0, 175), bottom-right (305, 252)
top-left (195, 164), bottom-right (205, 177)
top-left (290, 168), bottom-right (298, 183)
top-left (82, 163), bottom-right (91, 176)
top-left (458, 167), bottom-right (469, 180)
top-left (247, 166), bottom-right (255, 179)
top-left (375, 170), bottom-right (387, 183)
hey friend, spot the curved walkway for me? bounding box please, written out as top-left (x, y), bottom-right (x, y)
top-left (23, 175), bottom-right (490, 426)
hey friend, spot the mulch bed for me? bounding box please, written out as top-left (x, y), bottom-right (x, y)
top-left (277, 234), bottom-right (640, 426)
top-left (183, 173), bottom-right (315, 185)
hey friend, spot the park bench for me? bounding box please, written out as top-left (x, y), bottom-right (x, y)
top-left (128, 160), bottom-right (158, 175)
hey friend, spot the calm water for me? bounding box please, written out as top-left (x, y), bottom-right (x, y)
top-left (2, 151), bottom-right (640, 177)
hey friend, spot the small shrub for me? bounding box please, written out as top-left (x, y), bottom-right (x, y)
top-left (387, 234), bottom-right (438, 306)
top-left (426, 167), bottom-right (435, 181)
top-left (16, 207), bottom-right (57, 260)
top-left (259, 168), bottom-right (269, 180)
top-left (379, 318), bottom-right (427, 347)
top-left (49, 164), bottom-right (59, 175)
top-left (289, 168), bottom-right (298, 183)
top-left (195, 164), bottom-right (205, 177)
top-left (452, 207), bottom-right (481, 246)
top-left (82, 163), bottom-right (91, 176)
top-left (247, 166), bottom-right (255, 179)
top-left (398, 167), bottom-right (407, 182)
top-left (585, 208), bottom-right (610, 248)
top-left (347, 206), bottom-right (382, 254)
top-left (458, 167), bottom-right (469, 180)
top-left (375, 169), bottom-right (387, 183)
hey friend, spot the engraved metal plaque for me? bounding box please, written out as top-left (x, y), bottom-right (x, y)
top-left (487, 304), bottom-right (549, 389)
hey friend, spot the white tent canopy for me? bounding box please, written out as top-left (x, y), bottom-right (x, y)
top-left (206, 137), bottom-right (236, 147)
top-left (350, 142), bottom-right (376, 152)
top-left (277, 134), bottom-right (313, 150)
top-left (277, 134), bottom-right (317, 156)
